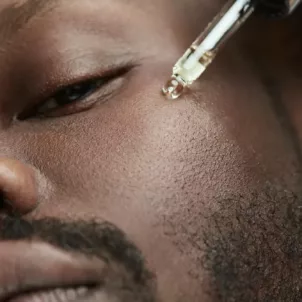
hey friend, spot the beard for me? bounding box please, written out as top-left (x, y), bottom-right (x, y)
top-left (1, 186), bottom-right (302, 302)
top-left (0, 216), bottom-right (156, 302)
top-left (201, 188), bottom-right (302, 302)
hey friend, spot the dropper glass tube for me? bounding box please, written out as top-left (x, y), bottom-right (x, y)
top-left (162, 0), bottom-right (255, 99)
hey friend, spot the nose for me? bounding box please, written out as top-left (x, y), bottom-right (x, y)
top-left (0, 158), bottom-right (38, 215)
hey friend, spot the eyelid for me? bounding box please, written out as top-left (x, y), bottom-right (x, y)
top-left (17, 63), bottom-right (136, 120)
top-left (41, 62), bottom-right (135, 104)
top-left (37, 77), bottom-right (125, 118)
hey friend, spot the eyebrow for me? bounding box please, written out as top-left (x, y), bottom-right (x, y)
top-left (0, 0), bottom-right (58, 45)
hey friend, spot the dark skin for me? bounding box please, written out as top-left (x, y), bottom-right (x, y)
top-left (0, 0), bottom-right (302, 301)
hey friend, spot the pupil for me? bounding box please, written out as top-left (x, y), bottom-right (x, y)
top-left (57, 81), bottom-right (97, 105)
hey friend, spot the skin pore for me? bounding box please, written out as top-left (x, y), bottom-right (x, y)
top-left (0, 0), bottom-right (301, 301)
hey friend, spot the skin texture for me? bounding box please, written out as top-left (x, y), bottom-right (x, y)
top-left (0, 0), bottom-right (302, 301)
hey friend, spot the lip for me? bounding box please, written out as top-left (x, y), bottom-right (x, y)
top-left (0, 241), bottom-right (107, 302)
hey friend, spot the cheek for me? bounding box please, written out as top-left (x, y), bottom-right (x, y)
top-left (6, 51), bottom-right (301, 301)
top-left (280, 79), bottom-right (302, 146)
top-left (18, 56), bottom-right (298, 223)
top-left (10, 50), bottom-right (299, 217)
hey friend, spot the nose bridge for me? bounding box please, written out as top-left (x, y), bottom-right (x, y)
top-left (0, 95), bottom-right (40, 213)
top-left (0, 124), bottom-right (32, 162)
top-left (0, 127), bottom-right (18, 156)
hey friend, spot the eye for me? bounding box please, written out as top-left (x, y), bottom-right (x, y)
top-left (36, 79), bottom-right (104, 115)
top-left (18, 67), bottom-right (130, 120)
top-left (47, 81), bottom-right (100, 106)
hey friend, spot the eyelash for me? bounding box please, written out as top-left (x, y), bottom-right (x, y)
top-left (18, 67), bottom-right (131, 120)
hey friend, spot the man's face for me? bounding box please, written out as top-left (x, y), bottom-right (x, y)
top-left (0, 0), bottom-right (302, 301)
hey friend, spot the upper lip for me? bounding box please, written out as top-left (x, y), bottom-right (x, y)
top-left (0, 241), bottom-right (106, 301)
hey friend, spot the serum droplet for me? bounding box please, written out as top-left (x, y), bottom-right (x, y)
top-left (162, 76), bottom-right (186, 100)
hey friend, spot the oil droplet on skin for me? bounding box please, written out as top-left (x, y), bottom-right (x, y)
top-left (162, 76), bottom-right (186, 100)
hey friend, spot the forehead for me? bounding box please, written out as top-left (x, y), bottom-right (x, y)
top-left (0, 0), bottom-right (59, 45)
top-left (0, 0), bottom-right (55, 14)
top-left (0, 0), bottom-right (176, 49)
top-left (0, 0), bottom-right (164, 34)
top-left (0, 0), bottom-right (172, 22)
top-left (0, 0), bottom-right (26, 7)
top-left (0, 0), bottom-right (164, 15)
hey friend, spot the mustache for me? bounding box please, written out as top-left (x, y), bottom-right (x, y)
top-left (0, 216), bottom-right (153, 287)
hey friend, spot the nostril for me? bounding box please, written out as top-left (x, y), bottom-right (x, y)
top-left (0, 193), bottom-right (16, 215)
top-left (0, 193), bottom-right (4, 210)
